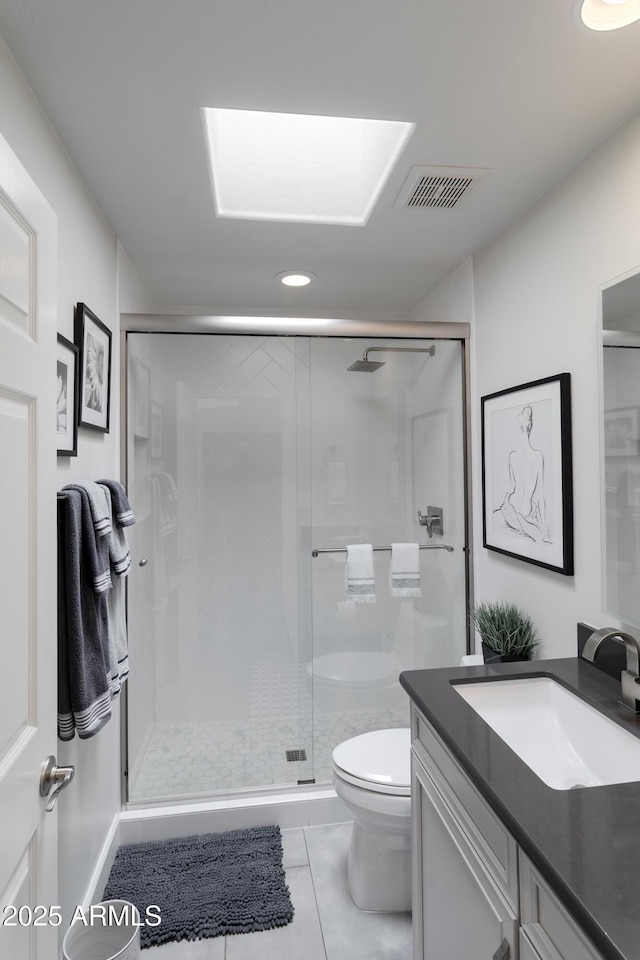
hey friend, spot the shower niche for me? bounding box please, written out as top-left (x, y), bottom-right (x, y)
top-left (125, 330), bottom-right (468, 804)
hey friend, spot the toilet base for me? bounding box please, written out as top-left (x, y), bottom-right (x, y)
top-left (347, 820), bottom-right (412, 912)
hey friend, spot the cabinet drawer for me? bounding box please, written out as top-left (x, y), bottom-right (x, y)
top-left (412, 705), bottom-right (519, 912)
top-left (519, 853), bottom-right (603, 960)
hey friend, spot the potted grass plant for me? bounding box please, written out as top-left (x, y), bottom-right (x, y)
top-left (472, 601), bottom-right (540, 663)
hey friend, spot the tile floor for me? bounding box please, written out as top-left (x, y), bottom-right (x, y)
top-left (131, 706), bottom-right (409, 801)
top-left (144, 822), bottom-right (412, 960)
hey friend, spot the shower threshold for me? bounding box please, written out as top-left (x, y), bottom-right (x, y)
top-left (120, 783), bottom-right (348, 845)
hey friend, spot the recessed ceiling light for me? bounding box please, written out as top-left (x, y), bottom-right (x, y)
top-left (580, 0), bottom-right (640, 29)
top-left (275, 271), bottom-right (316, 287)
top-left (202, 108), bottom-right (415, 226)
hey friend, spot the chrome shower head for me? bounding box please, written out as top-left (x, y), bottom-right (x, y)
top-left (347, 343), bottom-right (435, 372)
top-left (347, 359), bottom-right (385, 372)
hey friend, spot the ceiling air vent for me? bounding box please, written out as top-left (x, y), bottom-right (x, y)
top-left (394, 165), bottom-right (489, 210)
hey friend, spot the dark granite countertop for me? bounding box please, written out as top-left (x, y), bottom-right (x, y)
top-left (400, 658), bottom-right (640, 960)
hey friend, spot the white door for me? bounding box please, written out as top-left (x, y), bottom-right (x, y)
top-left (0, 134), bottom-right (59, 958)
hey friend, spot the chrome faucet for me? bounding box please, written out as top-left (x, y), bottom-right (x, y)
top-left (582, 627), bottom-right (640, 713)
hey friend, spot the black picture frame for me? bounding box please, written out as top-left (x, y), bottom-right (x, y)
top-left (56, 333), bottom-right (79, 456)
top-left (481, 373), bottom-right (573, 576)
top-left (75, 302), bottom-right (112, 433)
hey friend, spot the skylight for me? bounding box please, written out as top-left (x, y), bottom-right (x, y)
top-left (202, 108), bottom-right (415, 226)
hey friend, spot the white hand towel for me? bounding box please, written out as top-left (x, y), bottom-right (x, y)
top-left (345, 544), bottom-right (376, 604)
top-left (390, 543), bottom-right (422, 598)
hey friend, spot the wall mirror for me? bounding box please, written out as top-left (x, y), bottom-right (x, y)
top-left (602, 270), bottom-right (640, 626)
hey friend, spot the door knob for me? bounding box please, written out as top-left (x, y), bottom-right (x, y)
top-left (39, 756), bottom-right (75, 812)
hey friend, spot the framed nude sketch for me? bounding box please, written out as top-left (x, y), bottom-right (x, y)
top-left (481, 373), bottom-right (573, 576)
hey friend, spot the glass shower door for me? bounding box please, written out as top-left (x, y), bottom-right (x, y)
top-left (307, 337), bottom-right (467, 782)
top-left (125, 333), bottom-right (313, 802)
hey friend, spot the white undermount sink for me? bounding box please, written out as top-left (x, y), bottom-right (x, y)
top-left (453, 676), bottom-right (640, 790)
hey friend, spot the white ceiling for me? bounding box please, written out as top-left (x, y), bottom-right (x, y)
top-left (1, 0), bottom-right (640, 315)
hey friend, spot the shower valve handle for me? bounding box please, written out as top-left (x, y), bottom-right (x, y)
top-left (417, 510), bottom-right (434, 537)
top-left (417, 508), bottom-right (443, 538)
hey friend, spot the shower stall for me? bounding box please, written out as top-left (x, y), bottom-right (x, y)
top-left (122, 317), bottom-right (471, 806)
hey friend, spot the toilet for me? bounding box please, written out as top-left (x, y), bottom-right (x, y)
top-left (332, 728), bottom-right (412, 912)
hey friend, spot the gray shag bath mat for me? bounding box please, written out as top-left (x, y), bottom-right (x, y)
top-left (102, 825), bottom-right (294, 948)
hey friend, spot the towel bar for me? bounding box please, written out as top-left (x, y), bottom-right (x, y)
top-left (311, 544), bottom-right (454, 558)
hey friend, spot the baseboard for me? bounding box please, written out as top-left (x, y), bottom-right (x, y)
top-left (80, 813), bottom-right (121, 908)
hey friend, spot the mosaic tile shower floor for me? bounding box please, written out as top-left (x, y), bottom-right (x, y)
top-left (130, 705), bottom-right (409, 801)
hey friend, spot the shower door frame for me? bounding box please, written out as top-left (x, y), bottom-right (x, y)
top-left (118, 314), bottom-right (473, 808)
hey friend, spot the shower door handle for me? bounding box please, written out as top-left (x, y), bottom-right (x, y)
top-left (138, 558), bottom-right (148, 567)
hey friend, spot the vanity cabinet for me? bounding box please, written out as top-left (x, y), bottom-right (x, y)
top-left (411, 705), bottom-right (605, 960)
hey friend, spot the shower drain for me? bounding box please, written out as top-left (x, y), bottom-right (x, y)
top-left (286, 749), bottom-right (307, 762)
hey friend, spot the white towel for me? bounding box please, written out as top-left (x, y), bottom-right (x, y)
top-left (390, 543), bottom-right (422, 598)
top-left (345, 544), bottom-right (376, 604)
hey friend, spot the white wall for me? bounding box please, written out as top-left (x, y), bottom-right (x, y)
top-left (411, 258), bottom-right (475, 330)
top-left (469, 111), bottom-right (640, 656)
top-left (411, 258), bottom-right (476, 649)
top-left (411, 112), bottom-right (640, 659)
top-left (0, 32), bottom-right (153, 943)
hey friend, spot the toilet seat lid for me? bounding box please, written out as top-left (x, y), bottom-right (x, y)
top-left (332, 729), bottom-right (411, 792)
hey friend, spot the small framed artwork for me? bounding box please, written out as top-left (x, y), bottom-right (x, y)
top-left (56, 334), bottom-right (78, 456)
top-left (604, 407), bottom-right (640, 457)
top-left (481, 373), bottom-right (573, 576)
top-left (150, 401), bottom-right (164, 458)
top-left (132, 358), bottom-right (151, 439)
top-left (75, 303), bottom-right (112, 433)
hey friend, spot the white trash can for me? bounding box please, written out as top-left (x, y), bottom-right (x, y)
top-left (62, 900), bottom-right (141, 960)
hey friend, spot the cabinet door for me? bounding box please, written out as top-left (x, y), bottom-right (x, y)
top-left (413, 753), bottom-right (518, 960)
top-left (519, 854), bottom-right (604, 960)
top-left (520, 929), bottom-right (548, 960)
